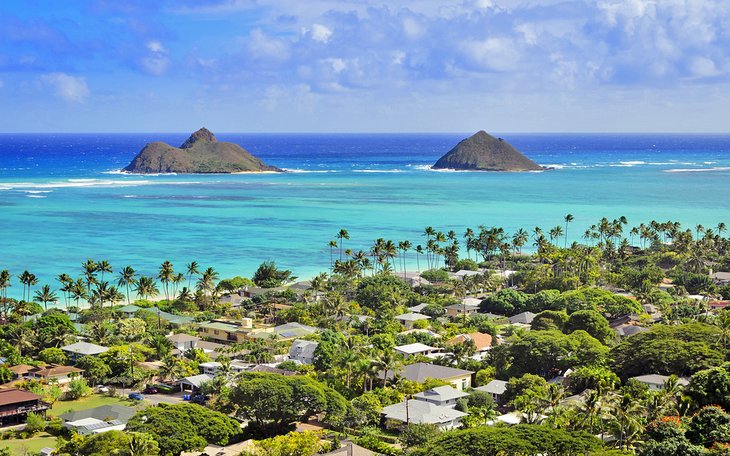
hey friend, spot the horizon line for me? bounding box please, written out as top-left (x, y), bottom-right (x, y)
top-left (2, 131), bottom-right (730, 135)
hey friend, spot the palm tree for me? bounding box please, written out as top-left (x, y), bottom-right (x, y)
top-left (69, 278), bottom-right (89, 310)
top-left (117, 266), bottom-right (137, 305)
top-left (196, 267), bottom-right (219, 309)
top-left (158, 355), bottom-right (183, 381)
top-left (512, 229), bottom-right (528, 254)
top-left (0, 270), bottom-right (11, 317)
top-left (97, 260), bottom-right (112, 284)
top-left (415, 245), bottom-right (424, 273)
top-left (18, 270), bottom-right (31, 302)
top-left (148, 334), bottom-right (173, 359)
top-left (185, 261), bottom-right (200, 290)
top-left (82, 259), bottom-right (99, 294)
top-left (158, 260), bottom-right (174, 303)
top-left (564, 214), bottom-right (574, 248)
top-left (549, 226), bottom-right (564, 245)
top-left (34, 285), bottom-right (58, 312)
top-left (336, 229), bottom-right (350, 261)
top-left (134, 276), bottom-right (160, 327)
top-left (373, 351), bottom-right (403, 388)
top-left (328, 240), bottom-right (337, 271)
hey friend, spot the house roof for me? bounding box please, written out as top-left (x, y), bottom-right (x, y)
top-left (394, 343), bottom-right (441, 355)
top-left (289, 339), bottom-right (319, 359)
top-left (475, 379), bottom-right (508, 395)
top-left (28, 364), bottom-right (83, 378)
top-left (59, 404), bottom-right (136, 423)
top-left (614, 324), bottom-right (649, 337)
top-left (446, 332), bottom-right (493, 351)
top-left (408, 303), bottom-right (430, 313)
top-left (61, 341), bottom-right (109, 356)
top-left (390, 362), bottom-right (473, 382)
top-left (322, 441), bottom-right (376, 456)
top-left (395, 313), bottom-right (431, 322)
top-left (382, 399), bottom-right (467, 425)
top-left (115, 304), bottom-right (142, 313)
top-left (179, 374), bottom-right (214, 388)
top-left (250, 322), bottom-right (319, 339)
top-left (413, 385), bottom-right (469, 402)
top-left (167, 333), bottom-right (201, 344)
top-left (460, 297), bottom-right (482, 306)
top-left (445, 303), bottom-right (480, 312)
top-left (8, 364), bottom-right (35, 375)
top-left (0, 388), bottom-right (43, 407)
top-left (631, 374), bottom-right (690, 387)
top-left (508, 311), bottom-right (536, 324)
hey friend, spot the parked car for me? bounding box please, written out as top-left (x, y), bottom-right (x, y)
top-left (128, 392), bottom-right (144, 401)
top-left (142, 386), bottom-right (158, 394)
top-left (190, 394), bottom-right (208, 404)
top-left (97, 385), bottom-right (110, 393)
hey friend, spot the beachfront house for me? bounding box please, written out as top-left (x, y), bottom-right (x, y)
top-left (59, 405), bottom-right (136, 435)
top-left (394, 313), bottom-right (431, 329)
top-left (0, 388), bottom-right (49, 427)
top-left (475, 379), bottom-right (508, 405)
top-left (61, 341), bottom-right (109, 362)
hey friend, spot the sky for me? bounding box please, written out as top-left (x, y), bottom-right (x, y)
top-left (1, 0), bottom-right (730, 133)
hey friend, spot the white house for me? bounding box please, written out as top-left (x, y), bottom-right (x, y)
top-left (179, 373), bottom-right (214, 392)
top-left (413, 385), bottom-right (469, 409)
top-left (382, 399), bottom-right (467, 430)
top-left (288, 340), bottom-right (319, 365)
top-left (394, 343), bottom-right (442, 359)
top-left (394, 313), bottom-right (431, 329)
top-left (630, 374), bottom-right (689, 392)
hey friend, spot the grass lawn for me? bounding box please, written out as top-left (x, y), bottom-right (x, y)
top-left (0, 432), bottom-right (57, 454)
top-left (49, 394), bottom-right (143, 417)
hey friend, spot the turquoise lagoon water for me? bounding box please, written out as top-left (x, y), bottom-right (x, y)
top-left (1, 133), bottom-right (729, 299)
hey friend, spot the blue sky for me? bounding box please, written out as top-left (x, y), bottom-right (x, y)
top-left (1, 0), bottom-right (729, 132)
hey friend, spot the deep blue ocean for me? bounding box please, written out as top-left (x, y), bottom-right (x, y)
top-left (1, 132), bottom-right (729, 300)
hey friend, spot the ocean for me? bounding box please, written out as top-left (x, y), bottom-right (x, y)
top-left (1, 132), bottom-right (729, 300)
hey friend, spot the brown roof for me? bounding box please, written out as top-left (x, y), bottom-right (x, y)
top-left (28, 364), bottom-right (83, 378)
top-left (8, 365), bottom-right (35, 375)
top-left (446, 332), bottom-right (493, 351)
top-left (322, 441), bottom-right (375, 456)
top-left (0, 388), bottom-right (43, 407)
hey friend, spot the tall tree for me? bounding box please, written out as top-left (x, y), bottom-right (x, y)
top-left (564, 214), bottom-right (574, 248)
top-left (117, 266), bottom-right (137, 305)
top-left (33, 284), bottom-right (58, 312)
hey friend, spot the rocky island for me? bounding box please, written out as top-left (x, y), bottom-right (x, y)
top-left (123, 128), bottom-right (282, 174)
top-left (432, 130), bottom-right (544, 171)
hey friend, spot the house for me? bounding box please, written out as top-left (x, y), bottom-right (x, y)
top-left (413, 385), bottom-right (469, 408)
top-left (709, 301), bottom-right (730, 311)
top-left (475, 379), bottom-right (508, 405)
top-left (199, 359), bottom-right (250, 376)
top-left (453, 270), bottom-right (481, 280)
top-left (614, 324), bottom-right (649, 338)
top-left (382, 399), bottom-right (467, 430)
top-left (288, 340), bottom-right (319, 365)
top-left (321, 441), bottom-right (375, 456)
top-left (387, 362), bottom-right (473, 390)
top-left (630, 374), bottom-right (690, 392)
top-left (508, 311), bottom-right (536, 325)
top-left (14, 364), bottom-right (84, 384)
top-left (407, 303), bottom-right (430, 313)
top-left (445, 332), bottom-right (493, 358)
top-left (198, 319), bottom-right (254, 343)
top-left (0, 388), bottom-right (49, 426)
top-left (445, 303), bottom-right (480, 318)
top-left (116, 305), bottom-right (194, 326)
top-left (249, 322), bottom-right (319, 341)
top-left (167, 333), bottom-right (201, 353)
top-left (179, 373), bottom-right (214, 392)
top-left (710, 271), bottom-right (730, 285)
top-left (394, 343), bottom-right (442, 359)
top-left (59, 405), bottom-right (136, 435)
top-left (394, 313), bottom-right (431, 329)
top-left (61, 341), bottom-right (109, 361)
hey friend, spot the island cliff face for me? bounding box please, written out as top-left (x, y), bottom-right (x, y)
top-left (123, 128), bottom-right (282, 174)
top-left (432, 131), bottom-right (544, 171)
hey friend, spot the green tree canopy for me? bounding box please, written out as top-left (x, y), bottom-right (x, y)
top-left (564, 310), bottom-right (614, 344)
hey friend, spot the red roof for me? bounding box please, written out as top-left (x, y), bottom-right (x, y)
top-left (0, 388), bottom-right (43, 407)
top-left (709, 301), bottom-right (730, 309)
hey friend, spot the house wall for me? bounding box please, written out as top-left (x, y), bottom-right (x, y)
top-left (445, 375), bottom-right (471, 391)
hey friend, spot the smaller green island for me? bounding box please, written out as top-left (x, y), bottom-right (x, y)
top-left (433, 130), bottom-right (545, 172)
top-left (123, 128), bottom-right (282, 174)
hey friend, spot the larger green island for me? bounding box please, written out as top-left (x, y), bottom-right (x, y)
top-left (123, 128), bottom-right (282, 174)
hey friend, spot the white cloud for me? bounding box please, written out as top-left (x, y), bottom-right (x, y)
top-left (40, 73), bottom-right (90, 102)
top-left (311, 24), bottom-right (333, 43)
top-left (247, 29), bottom-right (291, 61)
top-left (689, 57), bottom-right (720, 78)
top-left (325, 58), bottom-right (347, 73)
top-left (139, 40), bottom-right (170, 75)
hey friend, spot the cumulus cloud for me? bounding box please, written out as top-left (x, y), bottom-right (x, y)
top-left (40, 73), bottom-right (90, 102)
top-left (310, 24), bottom-right (333, 43)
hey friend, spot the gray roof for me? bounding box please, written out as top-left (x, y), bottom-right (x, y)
top-left (61, 341), bottom-right (109, 356)
top-left (445, 303), bottom-right (479, 312)
top-left (382, 400), bottom-right (467, 425)
top-left (322, 441), bottom-right (375, 456)
top-left (631, 374), bottom-right (689, 387)
top-left (408, 303), bottom-right (430, 313)
top-left (250, 322), bottom-right (319, 340)
top-left (289, 339), bottom-right (319, 359)
top-left (508, 311), bottom-right (536, 324)
top-left (59, 405), bottom-right (136, 424)
top-left (180, 373), bottom-right (214, 388)
top-left (395, 343), bottom-right (440, 355)
top-left (615, 324), bottom-right (649, 337)
top-left (166, 333), bottom-right (200, 344)
top-left (390, 362), bottom-right (473, 382)
top-left (413, 385), bottom-right (469, 402)
top-left (395, 313), bottom-right (431, 322)
top-left (475, 379), bottom-right (508, 395)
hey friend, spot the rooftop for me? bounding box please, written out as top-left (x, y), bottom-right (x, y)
top-left (474, 379), bottom-right (508, 395)
top-left (389, 362), bottom-right (473, 382)
top-left (382, 399), bottom-right (467, 425)
top-left (413, 385), bottom-right (469, 402)
top-left (0, 388), bottom-right (43, 407)
top-left (394, 343), bottom-right (441, 355)
top-left (395, 313), bottom-right (431, 322)
top-left (61, 341), bottom-right (109, 356)
top-left (59, 404), bottom-right (136, 423)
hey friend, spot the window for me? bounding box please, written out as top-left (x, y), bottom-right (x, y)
top-left (461, 379), bottom-right (467, 390)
